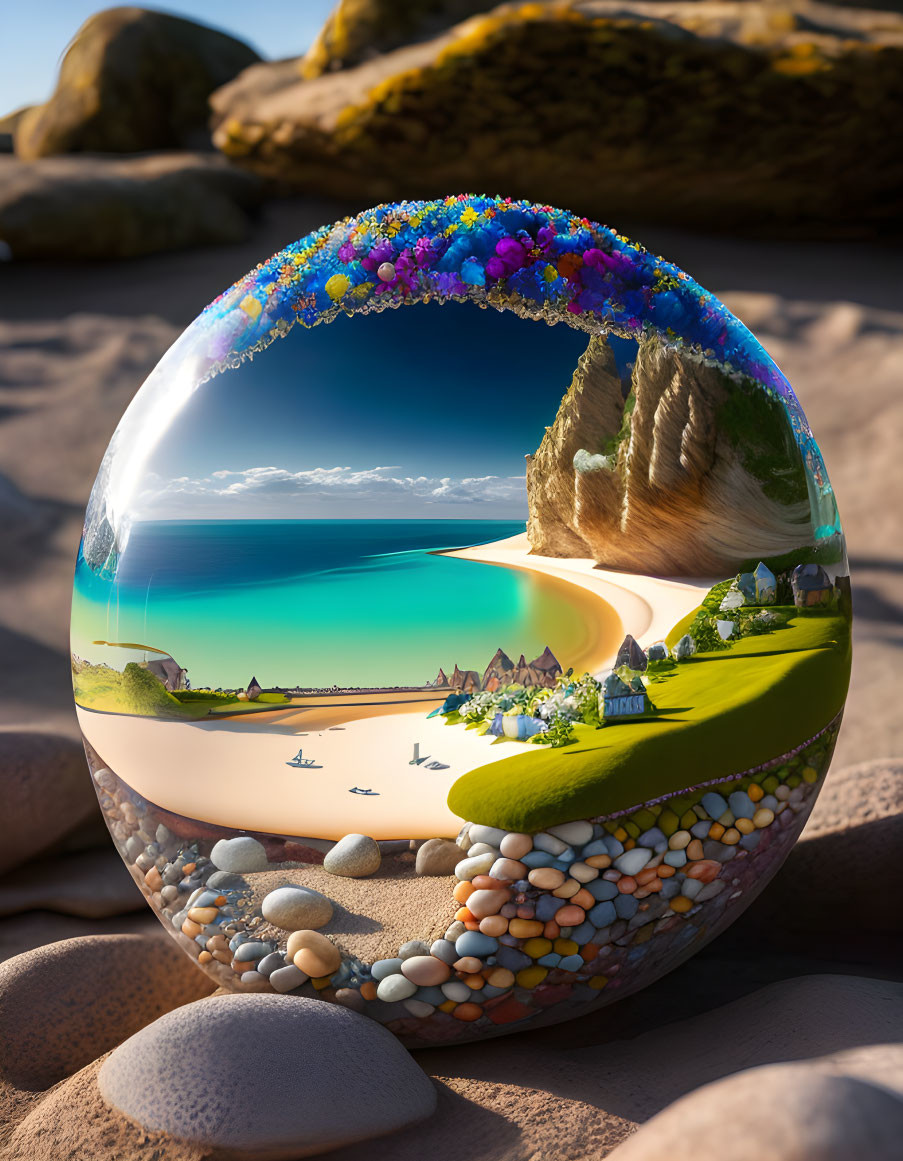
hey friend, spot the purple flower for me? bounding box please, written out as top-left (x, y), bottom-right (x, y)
top-left (414, 236), bottom-right (436, 268)
top-left (338, 240), bottom-right (357, 264)
top-left (361, 237), bottom-right (395, 271)
top-left (432, 270), bottom-right (467, 297)
top-left (537, 225), bottom-right (556, 251)
top-left (485, 255), bottom-right (507, 279)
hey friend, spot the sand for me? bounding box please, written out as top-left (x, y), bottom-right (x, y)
top-left (244, 859), bottom-right (457, 965)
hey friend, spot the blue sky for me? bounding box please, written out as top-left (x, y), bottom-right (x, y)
top-left (0, 1), bottom-right (335, 115)
top-left (137, 302), bottom-right (604, 519)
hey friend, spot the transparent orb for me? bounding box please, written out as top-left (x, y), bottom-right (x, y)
top-left (72, 197), bottom-right (851, 1044)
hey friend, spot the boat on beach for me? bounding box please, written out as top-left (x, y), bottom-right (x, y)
top-left (286, 748), bottom-right (322, 769)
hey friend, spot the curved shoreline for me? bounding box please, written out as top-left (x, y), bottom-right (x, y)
top-left (440, 532), bottom-right (714, 671)
top-left (75, 538), bottom-right (714, 840)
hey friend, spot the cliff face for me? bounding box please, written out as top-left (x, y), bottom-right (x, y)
top-left (526, 335), bottom-right (814, 576)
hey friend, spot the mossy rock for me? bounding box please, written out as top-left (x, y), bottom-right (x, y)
top-left (212, 0), bottom-right (903, 237)
top-left (301, 0), bottom-right (493, 78)
top-left (16, 7), bottom-right (260, 159)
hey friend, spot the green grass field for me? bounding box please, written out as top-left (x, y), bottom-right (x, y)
top-left (447, 606), bottom-right (851, 832)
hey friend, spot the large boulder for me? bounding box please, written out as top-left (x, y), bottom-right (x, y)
top-left (301, 0), bottom-right (493, 78)
top-left (211, 0), bottom-right (903, 236)
top-left (15, 6), bottom-right (260, 159)
top-left (97, 994), bottom-right (437, 1159)
top-left (0, 934), bottom-right (214, 1090)
top-left (0, 731), bottom-right (98, 875)
top-left (0, 152), bottom-right (262, 260)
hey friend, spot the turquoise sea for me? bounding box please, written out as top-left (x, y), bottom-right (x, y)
top-left (71, 520), bottom-right (594, 690)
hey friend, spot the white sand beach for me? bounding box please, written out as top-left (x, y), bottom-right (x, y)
top-left (76, 543), bottom-right (709, 840)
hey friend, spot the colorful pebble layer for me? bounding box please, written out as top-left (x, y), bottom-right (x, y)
top-left (85, 195), bottom-right (839, 579)
top-left (85, 712), bottom-right (840, 1047)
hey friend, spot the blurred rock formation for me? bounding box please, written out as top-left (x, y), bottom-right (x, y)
top-left (301, 0), bottom-right (493, 78)
top-left (0, 153), bottom-right (262, 260)
top-left (14, 7), bottom-right (260, 159)
top-left (211, 0), bottom-right (903, 238)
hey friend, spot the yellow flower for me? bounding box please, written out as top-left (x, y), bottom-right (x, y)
top-left (349, 281), bottom-right (374, 302)
top-left (239, 294), bottom-right (262, 320)
top-left (460, 207), bottom-right (480, 227)
top-left (444, 222), bottom-right (459, 236)
top-left (542, 264), bottom-right (558, 282)
top-left (325, 273), bottom-right (351, 301)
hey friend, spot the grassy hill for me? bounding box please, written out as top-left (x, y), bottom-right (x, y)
top-left (447, 605), bottom-right (851, 832)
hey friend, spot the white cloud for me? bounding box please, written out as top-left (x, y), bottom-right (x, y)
top-left (134, 464), bottom-right (527, 518)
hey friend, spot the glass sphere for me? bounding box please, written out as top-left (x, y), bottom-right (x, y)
top-left (72, 197), bottom-right (851, 1045)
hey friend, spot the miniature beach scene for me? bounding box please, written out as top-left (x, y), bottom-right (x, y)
top-left (67, 196), bottom-right (852, 1051)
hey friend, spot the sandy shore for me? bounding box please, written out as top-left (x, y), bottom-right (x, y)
top-left (442, 532), bottom-right (713, 657)
top-left (76, 542), bottom-right (705, 841)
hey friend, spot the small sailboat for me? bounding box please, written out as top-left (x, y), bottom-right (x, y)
top-left (285, 748), bottom-right (322, 769)
top-left (424, 760), bottom-right (449, 770)
top-left (349, 786), bottom-right (379, 796)
top-left (409, 743), bottom-right (430, 766)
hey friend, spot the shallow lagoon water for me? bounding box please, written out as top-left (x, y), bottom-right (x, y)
top-left (72, 518), bottom-right (602, 690)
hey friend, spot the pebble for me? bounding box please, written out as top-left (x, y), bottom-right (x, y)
top-left (568, 862), bottom-right (599, 883)
top-left (467, 888), bottom-right (510, 918)
top-left (728, 790), bottom-right (755, 819)
top-left (614, 848), bottom-right (653, 876)
top-left (754, 807), bottom-right (775, 828)
top-left (528, 867), bottom-right (566, 890)
top-left (371, 958), bottom-right (404, 980)
top-left (547, 821), bottom-right (593, 846)
top-left (323, 834), bottom-right (381, 878)
top-left (489, 857), bottom-right (528, 881)
top-left (455, 852), bottom-right (496, 880)
top-left (533, 832), bottom-right (569, 855)
top-left (261, 886), bottom-right (334, 931)
top-left (268, 964), bottom-right (309, 993)
top-left (376, 974), bottom-right (417, 1002)
top-left (669, 830), bottom-right (691, 850)
top-left (210, 837), bottom-right (269, 874)
top-left (500, 833), bottom-right (533, 859)
top-left (701, 792), bottom-right (729, 819)
top-left (97, 995), bottom-right (437, 1156)
top-left (415, 838), bottom-right (462, 875)
top-left (207, 871), bottom-right (244, 890)
top-left (465, 842), bottom-right (497, 858)
top-left (663, 849), bottom-right (687, 868)
top-left (404, 999), bottom-right (435, 1018)
top-left (589, 900), bottom-right (617, 927)
top-left (287, 931), bottom-right (341, 977)
top-left (455, 931), bottom-right (498, 958)
top-left (441, 980), bottom-right (472, 1003)
top-left (637, 827), bottom-right (666, 849)
top-left (234, 942), bottom-right (270, 963)
top-left (398, 940), bottom-right (431, 959)
top-left (469, 824), bottom-right (508, 847)
top-left (429, 939), bottom-right (459, 965)
top-left (256, 952), bottom-right (284, 978)
top-left (400, 957), bottom-right (451, 986)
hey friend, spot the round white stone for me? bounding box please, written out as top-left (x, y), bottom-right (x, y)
top-left (261, 886), bottom-right (334, 931)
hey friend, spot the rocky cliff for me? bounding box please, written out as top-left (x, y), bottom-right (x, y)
top-left (526, 334), bottom-right (815, 576)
